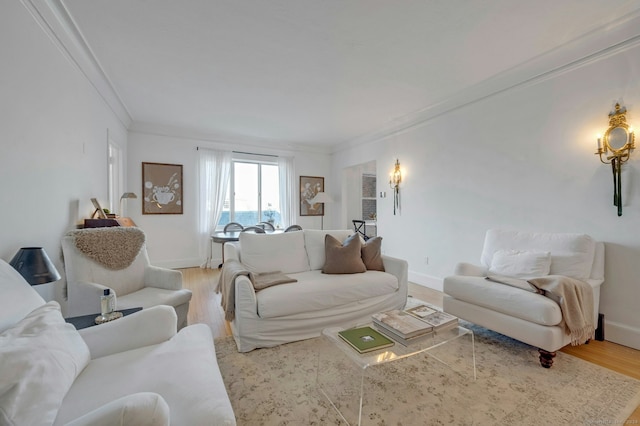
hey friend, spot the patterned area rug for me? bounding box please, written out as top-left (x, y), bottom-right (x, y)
top-left (215, 323), bottom-right (640, 425)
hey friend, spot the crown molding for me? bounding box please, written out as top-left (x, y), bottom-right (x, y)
top-left (333, 10), bottom-right (640, 154)
top-left (22, 0), bottom-right (132, 129)
top-left (129, 121), bottom-right (334, 156)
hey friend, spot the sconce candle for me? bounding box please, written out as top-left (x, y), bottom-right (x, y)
top-left (389, 159), bottom-right (402, 215)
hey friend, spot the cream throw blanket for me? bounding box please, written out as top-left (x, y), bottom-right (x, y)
top-left (216, 260), bottom-right (297, 321)
top-left (527, 275), bottom-right (595, 346)
top-left (67, 227), bottom-right (145, 270)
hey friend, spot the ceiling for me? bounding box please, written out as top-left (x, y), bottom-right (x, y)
top-left (52, 0), bottom-right (640, 150)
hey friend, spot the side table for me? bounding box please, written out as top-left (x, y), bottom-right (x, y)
top-left (65, 307), bottom-right (143, 330)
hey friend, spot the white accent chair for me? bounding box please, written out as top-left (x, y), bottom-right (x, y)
top-left (0, 259), bottom-right (235, 425)
top-left (62, 228), bottom-right (192, 329)
top-left (443, 229), bottom-right (604, 367)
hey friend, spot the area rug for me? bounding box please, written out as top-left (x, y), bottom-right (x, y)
top-left (215, 323), bottom-right (640, 425)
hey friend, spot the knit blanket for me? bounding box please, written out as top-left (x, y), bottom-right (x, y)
top-left (67, 227), bottom-right (145, 270)
top-left (527, 275), bottom-right (595, 346)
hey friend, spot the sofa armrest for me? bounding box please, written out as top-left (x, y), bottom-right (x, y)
top-left (454, 262), bottom-right (488, 276)
top-left (224, 242), bottom-right (241, 262)
top-left (65, 392), bottom-right (170, 426)
top-left (144, 266), bottom-right (183, 291)
top-left (79, 305), bottom-right (177, 359)
top-left (68, 281), bottom-right (111, 317)
top-left (382, 255), bottom-right (409, 301)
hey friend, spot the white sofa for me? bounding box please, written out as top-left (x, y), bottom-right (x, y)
top-left (0, 259), bottom-right (235, 425)
top-left (62, 228), bottom-right (192, 330)
top-left (443, 229), bottom-right (604, 367)
top-left (224, 229), bottom-right (409, 352)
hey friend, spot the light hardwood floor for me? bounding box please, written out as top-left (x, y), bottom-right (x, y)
top-left (180, 267), bottom-right (640, 421)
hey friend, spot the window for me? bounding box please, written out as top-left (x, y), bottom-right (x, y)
top-left (107, 139), bottom-right (123, 214)
top-left (218, 160), bottom-right (281, 228)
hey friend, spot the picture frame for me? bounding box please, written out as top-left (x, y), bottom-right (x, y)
top-left (142, 162), bottom-right (183, 215)
top-left (300, 175), bottom-right (324, 216)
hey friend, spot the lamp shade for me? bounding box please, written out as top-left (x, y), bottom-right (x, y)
top-left (9, 247), bottom-right (61, 285)
top-left (120, 192), bottom-right (138, 200)
top-left (311, 192), bottom-right (333, 204)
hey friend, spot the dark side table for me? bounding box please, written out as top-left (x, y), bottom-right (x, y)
top-left (65, 307), bottom-right (143, 330)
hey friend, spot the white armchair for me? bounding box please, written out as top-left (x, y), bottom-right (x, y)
top-left (443, 229), bottom-right (604, 368)
top-left (62, 227), bottom-right (192, 329)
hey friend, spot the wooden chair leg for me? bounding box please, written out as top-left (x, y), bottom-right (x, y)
top-left (538, 349), bottom-right (556, 368)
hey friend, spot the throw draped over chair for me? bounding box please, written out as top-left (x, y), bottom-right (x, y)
top-left (62, 227), bottom-right (192, 329)
top-left (284, 224), bottom-right (302, 232)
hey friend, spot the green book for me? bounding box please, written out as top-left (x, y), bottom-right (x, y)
top-left (338, 326), bottom-right (395, 353)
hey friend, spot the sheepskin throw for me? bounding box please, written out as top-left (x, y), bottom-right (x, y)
top-left (67, 227), bottom-right (145, 270)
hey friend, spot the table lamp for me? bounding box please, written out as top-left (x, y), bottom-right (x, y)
top-left (9, 247), bottom-right (61, 285)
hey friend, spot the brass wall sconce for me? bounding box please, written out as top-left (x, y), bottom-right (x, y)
top-left (389, 159), bottom-right (402, 215)
top-left (595, 103), bottom-right (635, 216)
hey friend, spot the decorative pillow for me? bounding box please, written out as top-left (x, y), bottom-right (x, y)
top-left (489, 250), bottom-right (551, 278)
top-left (0, 301), bottom-right (91, 426)
top-left (361, 237), bottom-right (385, 271)
top-left (239, 231), bottom-right (310, 274)
top-left (322, 234), bottom-right (366, 274)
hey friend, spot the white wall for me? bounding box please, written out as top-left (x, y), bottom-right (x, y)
top-left (331, 39), bottom-right (640, 348)
top-left (0, 2), bottom-right (128, 309)
top-left (127, 132), bottom-right (331, 268)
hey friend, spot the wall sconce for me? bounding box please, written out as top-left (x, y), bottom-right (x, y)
top-left (595, 103), bottom-right (635, 216)
top-left (389, 159), bottom-right (402, 215)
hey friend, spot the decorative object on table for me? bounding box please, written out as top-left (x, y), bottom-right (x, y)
top-left (9, 247), bottom-right (61, 285)
top-left (142, 162), bottom-right (183, 214)
top-left (389, 158), bottom-right (402, 215)
top-left (299, 175), bottom-right (324, 216)
top-left (99, 288), bottom-right (116, 320)
top-left (309, 191), bottom-right (333, 229)
top-left (90, 197), bottom-right (108, 219)
top-left (94, 311), bottom-right (123, 324)
top-left (595, 102), bottom-right (635, 216)
top-left (337, 326), bottom-right (394, 353)
top-left (119, 192), bottom-right (137, 216)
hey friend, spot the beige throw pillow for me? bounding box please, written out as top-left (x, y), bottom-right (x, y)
top-left (322, 234), bottom-right (366, 274)
top-left (362, 237), bottom-right (385, 271)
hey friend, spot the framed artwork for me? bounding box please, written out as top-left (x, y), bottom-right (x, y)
top-left (142, 162), bottom-right (183, 214)
top-left (300, 176), bottom-right (324, 216)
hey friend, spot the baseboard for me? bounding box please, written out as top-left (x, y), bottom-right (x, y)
top-left (605, 319), bottom-right (640, 350)
top-left (154, 257), bottom-right (204, 269)
top-left (408, 271), bottom-right (443, 292)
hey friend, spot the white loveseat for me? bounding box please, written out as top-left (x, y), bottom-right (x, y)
top-left (0, 259), bottom-right (235, 425)
top-left (443, 229), bottom-right (604, 367)
top-left (224, 229), bottom-right (409, 352)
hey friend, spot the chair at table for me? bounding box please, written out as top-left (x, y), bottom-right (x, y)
top-left (242, 226), bottom-right (265, 233)
top-left (257, 221), bottom-right (275, 231)
top-left (62, 227), bottom-right (192, 329)
top-left (284, 224), bottom-right (302, 232)
top-left (224, 222), bottom-right (244, 232)
top-left (352, 220), bottom-right (369, 240)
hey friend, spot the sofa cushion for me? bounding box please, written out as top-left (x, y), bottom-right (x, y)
top-left (361, 237), bottom-right (385, 271)
top-left (322, 234), bottom-right (366, 274)
top-left (489, 250), bottom-right (551, 278)
top-left (443, 275), bottom-right (563, 326)
top-left (0, 259), bottom-right (46, 333)
top-left (239, 231), bottom-right (310, 274)
top-left (0, 301), bottom-right (90, 426)
top-left (303, 229), bottom-right (353, 270)
top-left (256, 270), bottom-right (399, 319)
top-left (480, 229), bottom-right (596, 280)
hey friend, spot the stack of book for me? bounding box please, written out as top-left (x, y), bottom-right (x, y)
top-left (372, 305), bottom-right (458, 346)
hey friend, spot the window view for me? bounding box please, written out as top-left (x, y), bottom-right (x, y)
top-left (218, 161), bottom-right (281, 228)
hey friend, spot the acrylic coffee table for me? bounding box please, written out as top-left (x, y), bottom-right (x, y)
top-left (317, 306), bottom-right (476, 425)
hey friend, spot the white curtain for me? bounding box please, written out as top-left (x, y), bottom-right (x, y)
top-left (198, 149), bottom-right (232, 268)
top-left (278, 156), bottom-right (296, 228)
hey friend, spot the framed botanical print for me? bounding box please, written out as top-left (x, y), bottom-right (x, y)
top-left (142, 162), bottom-right (183, 214)
top-left (300, 175), bottom-right (324, 216)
